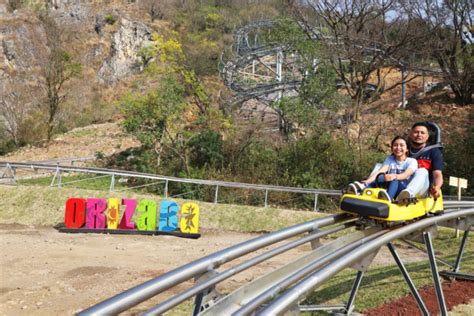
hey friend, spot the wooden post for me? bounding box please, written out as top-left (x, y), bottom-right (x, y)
top-left (449, 176), bottom-right (468, 238)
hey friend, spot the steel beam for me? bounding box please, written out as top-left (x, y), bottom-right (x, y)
top-left (423, 231), bottom-right (447, 316)
top-left (387, 243), bottom-right (428, 316)
top-left (454, 228), bottom-right (470, 272)
top-left (299, 304), bottom-right (345, 312)
top-left (192, 270), bottom-right (220, 316)
top-left (439, 271), bottom-right (474, 281)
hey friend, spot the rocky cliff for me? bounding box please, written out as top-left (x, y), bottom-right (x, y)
top-left (0, 0), bottom-right (157, 125)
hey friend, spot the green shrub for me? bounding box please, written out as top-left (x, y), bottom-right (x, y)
top-left (104, 14), bottom-right (117, 25)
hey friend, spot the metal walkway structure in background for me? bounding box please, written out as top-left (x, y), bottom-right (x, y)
top-left (219, 20), bottom-right (446, 129)
top-left (78, 208), bottom-right (473, 315)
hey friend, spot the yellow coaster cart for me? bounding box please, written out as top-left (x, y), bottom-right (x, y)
top-left (340, 187), bottom-right (444, 222)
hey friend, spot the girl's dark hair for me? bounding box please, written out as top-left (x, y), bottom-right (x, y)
top-left (391, 136), bottom-right (407, 147)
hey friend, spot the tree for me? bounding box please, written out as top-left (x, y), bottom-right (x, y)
top-left (141, 0), bottom-right (176, 22)
top-left (121, 73), bottom-right (188, 170)
top-left (0, 66), bottom-right (37, 145)
top-left (240, 19), bottom-right (340, 138)
top-left (38, 13), bottom-right (81, 141)
top-left (402, 0), bottom-right (473, 105)
top-left (142, 33), bottom-right (212, 114)
top-left (297, 0), bottom-right (433, 120)
top-left (0, 86), bottom-right (29, 145)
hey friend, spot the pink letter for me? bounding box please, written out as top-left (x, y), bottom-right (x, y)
top-left (85, 198), bottom-right (107, 229)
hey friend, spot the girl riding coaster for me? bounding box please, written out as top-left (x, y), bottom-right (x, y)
top-left (347, 136), bottom-right (417, 202)
top-left (340, 122), bottom-right (444, 222)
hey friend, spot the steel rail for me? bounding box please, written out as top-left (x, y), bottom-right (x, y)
top-left (0, 162), bottom-right (340, 196)
top-left (77, 213), bottom-right (352, 315)
top-left (444, 201), bottom-right (474, 208)
top-left (3, 162), bottom-right (474, 206)
top-left (143, 221), bottom-right (356, 315)
top-left (203, 227), bottom-right (382, 315)
top-left (230, 229), bottom-right (389, 316)
top-left (258, 208), bottom-right (474, 315)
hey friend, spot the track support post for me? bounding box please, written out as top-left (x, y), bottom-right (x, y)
top-left (423, 231), bottom-right (447, 316)
top-left (192, 270), bottom-right (221, 315)
top-left (387, 242), bottom-right (429, 315)
top-left (214, 185), bottom-right (219, 204)
top-left (454, 228), bottom-right (470, 273)
top-left (344, 270), bottom-right (364, 314)
top-left (50, 164), bottom-right (61, 187)
top-left (1, 163), bottom-right (16, 184)
top-left (109, 174), bottom-right (115, 192)
top-left (313, 193), bottom-right (318, 212)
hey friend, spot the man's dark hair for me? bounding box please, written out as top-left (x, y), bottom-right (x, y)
top-left (411, 122), bottom-right (429, 130)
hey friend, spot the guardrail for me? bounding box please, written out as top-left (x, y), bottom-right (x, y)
top-left (79, 207), bottom-right (473, 315)
top-left (2, 161), bottom-right (472, 209)
top-left (0, 161), bottom-right (340, 210)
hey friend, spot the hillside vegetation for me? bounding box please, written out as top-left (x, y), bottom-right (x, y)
top-left (1, 0), bottom-right (472, 201)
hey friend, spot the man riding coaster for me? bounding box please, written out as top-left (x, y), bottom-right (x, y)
top-left (347, 122), bottom-right (444, 203)
top-left (399, 122), bottom-right (443, 201)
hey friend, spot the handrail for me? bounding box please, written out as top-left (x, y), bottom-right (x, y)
top-left (444, 201), bottom-right (474, 208)
top-left (0, 161), bottom-right (341, 195)
top-left (4, 162), bottom-right (473, 203)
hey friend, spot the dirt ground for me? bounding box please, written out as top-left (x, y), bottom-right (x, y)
top-left (0, 224), bottom-right (472, 315)
top-left (365, 280), bottom-right (474, 316)
top-left (1, 122), bottom-right (139, 163)
top-left (0, 225), bottom-right (269, 315)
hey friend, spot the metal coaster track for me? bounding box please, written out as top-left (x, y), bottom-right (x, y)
top-left (77, 208), bottom-right (473, 315)
top-left (220, 20), bottom-right (445, 114)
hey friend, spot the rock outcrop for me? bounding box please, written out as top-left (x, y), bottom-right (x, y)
top-left (0, 2), bottom-right (156, 118)
top-left (97, 19), bottom-right (153, 85)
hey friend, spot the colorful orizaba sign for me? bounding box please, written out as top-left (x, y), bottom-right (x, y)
top-left (60, 198), bottom-right (200, 238)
